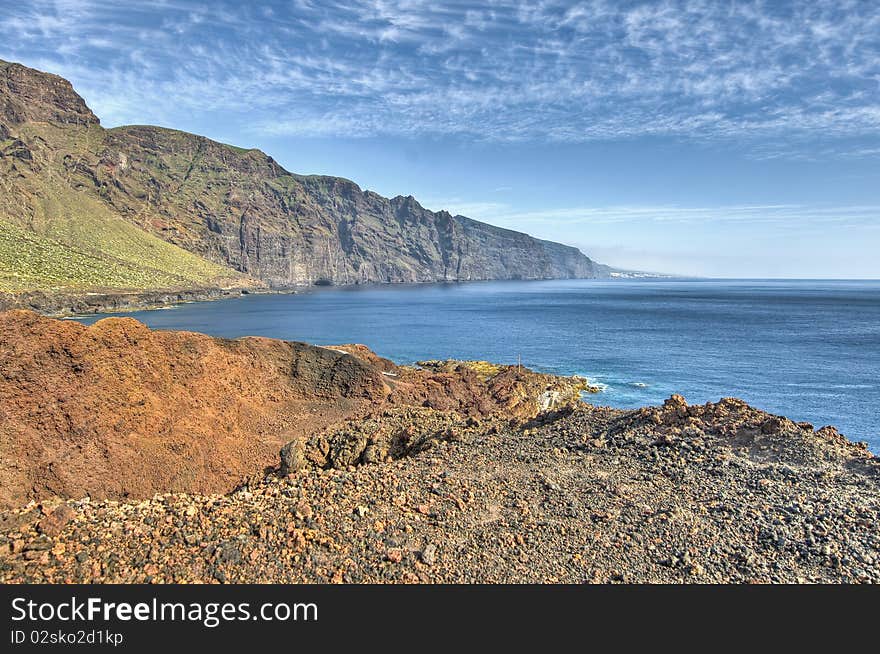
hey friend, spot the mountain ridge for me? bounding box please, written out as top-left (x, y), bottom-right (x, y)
top-left (0, 59), bottom-right (610, 311)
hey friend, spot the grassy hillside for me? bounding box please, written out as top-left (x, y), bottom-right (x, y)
top-left (0, 216), bottom-right (235, 293)
top-left (0, 122), bottom-right (249, 295)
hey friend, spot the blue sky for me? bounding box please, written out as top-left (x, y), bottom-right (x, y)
top-left (2, 1), bottom-right (879, 277)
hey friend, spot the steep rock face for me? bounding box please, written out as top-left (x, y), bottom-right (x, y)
top-left (1, 61), bottom-right (99, 127)
top-left (94, 126), bottom-right (609, 286)
top-left (0, 59), bottom-right (610, 293)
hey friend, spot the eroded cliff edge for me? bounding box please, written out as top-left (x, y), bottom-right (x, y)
top-left (1, 59), bottom-right (610, 315)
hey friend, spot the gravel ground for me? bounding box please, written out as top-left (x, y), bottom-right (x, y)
top-left (1, 396), bottom-right (878, 584)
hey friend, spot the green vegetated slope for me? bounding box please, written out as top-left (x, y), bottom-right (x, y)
top-left (0, 127), bottom-right (243, 293)
top-left (0, 217), bottom-right (223, 292)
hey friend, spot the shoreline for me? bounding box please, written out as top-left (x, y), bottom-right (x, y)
top-left (6, 276), bottom-right (875, 320)
top-left (0, 285), bottom-right (280, 318)
top-left (1, 275), bottom-right (686, 319)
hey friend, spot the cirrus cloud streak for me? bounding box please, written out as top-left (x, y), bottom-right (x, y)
top-left (0, 0), bottom-right (878, 155)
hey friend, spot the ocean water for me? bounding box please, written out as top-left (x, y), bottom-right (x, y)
top-left (76, 279), bottom-right (880, 450)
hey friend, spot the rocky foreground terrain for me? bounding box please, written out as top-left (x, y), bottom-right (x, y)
top-left (0, 310), bottom-right (590, 509)
top-left (1, 311), bottom-right (878, 584)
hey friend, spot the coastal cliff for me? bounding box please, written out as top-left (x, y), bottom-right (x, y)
top-left (0, 312), bottom-right (877, 584)
top-left (0, 59), bottom-right (609, 313)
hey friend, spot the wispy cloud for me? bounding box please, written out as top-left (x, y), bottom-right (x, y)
top-left (1, 1), bottom-right (879, 154)
top-left (424, 200), bottom-right (880, 228)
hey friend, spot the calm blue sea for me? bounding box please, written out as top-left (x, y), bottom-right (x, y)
top-left (75, 279), bottom-right (880, 450)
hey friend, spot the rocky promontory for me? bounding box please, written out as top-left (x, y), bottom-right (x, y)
top-left (0, 311), bottom-right (878, 584)
top-left (0, 310), bottom-right (590, 509)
